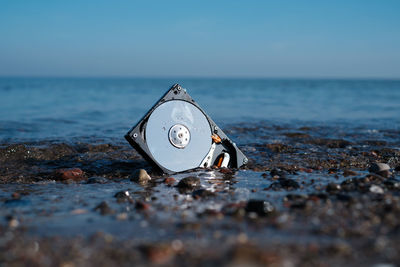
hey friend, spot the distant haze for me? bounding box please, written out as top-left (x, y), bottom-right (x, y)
top-left (0, 1), bottom-right (399, 78)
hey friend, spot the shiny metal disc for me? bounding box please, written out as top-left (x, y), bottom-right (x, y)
top-left (145, 100), bottom-right (212, 172)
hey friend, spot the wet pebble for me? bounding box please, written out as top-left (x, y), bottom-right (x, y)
top-left (94, 201), bottom-right (114, 215)
top-left (86, 176), bottom-right (108, 184)
top-left (326, 183), bottom-right (341, 193)
top-left (192, 189), bottom-right (216, 199)
top-left (176, 177), bottom-right (201, 189)
top-left (343, 170), bottom-right (358, 177)
top-left (6, 215), bottom-right (19, 228)
top-left (369, 163), bottom-right (391, 178)
top-left (163, 177), bottom-right (176, 186)
top-left (55, 168), bottom-right (85, 181)
top-left (114, 190), bottom-right (132, 202)
top-left (270, 168), bottom-right (286, 178)
top-left (135, 200), bottom-right (150, 211)
top-left (384, 178), bottom-right (400, 190)
top-left (245, 199), bottom-right (275, 216)
top-left (270, 178), bottom-right (299, 190)
top-left (11, 192), bottom-right (21, 200)
top-left (130, 169), bottom-right (151, 184)
top-left (370, 185), bottom-right (384, 194)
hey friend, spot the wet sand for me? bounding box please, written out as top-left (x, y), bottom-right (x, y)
top-left (1, 123), bottom-right (400, 266)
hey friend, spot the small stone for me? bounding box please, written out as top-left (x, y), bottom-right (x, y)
top-left (130, 169), bottom-right (151, 184)
top-left (135, 200), bottom-right (150, 211)
top-left (71, 209), bottom-right (87, 215)
top-left (55, 168), bottom-right (85, 181)
top-left (192, 189), bottom-right (216, 199)
top-left (369, 163), bottom-right (391, 178)
top-left (8, 217), bottom-right (19, 228)
top-left (245, 199), bottom-right (275, 216)
top-left (86, 176), bottom-right (108, 184)
top-left (270, 169), bottom-right (286, 178)
top-left (326, 183), bottom-right (341, 193)
top-left (94, 201), bottom-right (114, 215)
top-left (116, 213), bottom-right (128, 220)
top-left (114, 190), bottom-right (131, 203)
top-left (384, 179), bottom-right (400, 190)
top-left (270, 178), bottom-right (299, 190)
top-left (163, 177), bottom-right (176, 185)
top-left (343, 170), bottom-right (357, 177)
top-left (11, 192), bottom-right (21, 199)
top-left (370, 185), bottom-right (384, 194)
top-left (176, 177), bottom-right (201, 189)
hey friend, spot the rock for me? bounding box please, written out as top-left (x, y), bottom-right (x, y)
top-left (192, 189), bottom-right (216, 199)
top-left (130, 169), bottom-right (151, 184)
top-left (284, 194), bottom-right (308, 209)
top-left (270, 178), bottom-right (299, 190)
top-left (55, 168), bottom-right (85, 181)
top-left (270, 169), bottom-right (286, 178)
top-left (87, 176), bottom-right (108, 184)
top-left (221, 203), bottom-right (246, 217)
top-left (6, 215), bottom-right (19, 228)
top-left (370, 185), bottom-right (384, 194)
top-left (245, 200), bottom-right (275, 216)
top-left (369, 163), bottom-right (391, 178)
top-left (384, 178), bottom-right (400, 190)
top-left (114, 190), bottom-right (131, 202)
top-left (176, 177), bottom-right (201, 189)
top-left (326, 183), bottom-right (341, 193)
top-left (94, 201), bottom-right (114, 215)
top-left (135, 200), bottom-right (150, 211)
top-left (11, 192), bottom-right (21, 200)
top-left (163, 177), bottom-right (176, 185)
top-left (343, 170), bottom-right (357, 177)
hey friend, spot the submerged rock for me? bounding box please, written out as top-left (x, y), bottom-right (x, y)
top-left (343, 170), bottom-right (358, 177)
top-left (130, 169), bottom-right (151, 184)
top-left (326, 183), bottom-right (341, 193)
top-left (86, 176), bottom-right (108, 184)
top-left (270, 178), bottom-right (300, 190)
top-left (245, 200), bottom-right (275, 216)
top-left (369, 163), bottom-right (391, 178)
top-left (176, 177), bottom-right (201, 189)
top-left (114, 190), bottom-right (132, 203)
top-left (163, 177), bottom-right (176, 186)
top-left (135, 200), bottom-right (150, 211)
top-left (192, 189), bottom-right (216, 199)
top-left (94, 201), bottom-right (114, 215)
top-left (55, 168), bottom-right (85, 181)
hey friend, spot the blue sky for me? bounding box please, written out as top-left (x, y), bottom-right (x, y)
top-left (0, 0), bottom-right (399, 78)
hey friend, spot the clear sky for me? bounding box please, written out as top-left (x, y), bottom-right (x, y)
top-left (0, 0), bottom-right (399, 78)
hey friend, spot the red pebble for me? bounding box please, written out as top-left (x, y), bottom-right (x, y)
top-left (56, 168), bottom-right (85, 181)
top-left (163, 177), bottom-right (176, 185)
top-left (135, 200), bottom-right (150, 210)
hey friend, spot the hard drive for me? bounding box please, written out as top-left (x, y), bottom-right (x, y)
top-left (125, 84), bottom-right (248, 174)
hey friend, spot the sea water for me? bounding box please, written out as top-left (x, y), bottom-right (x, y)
top-left (0, 78), bottom-right (399, 142)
